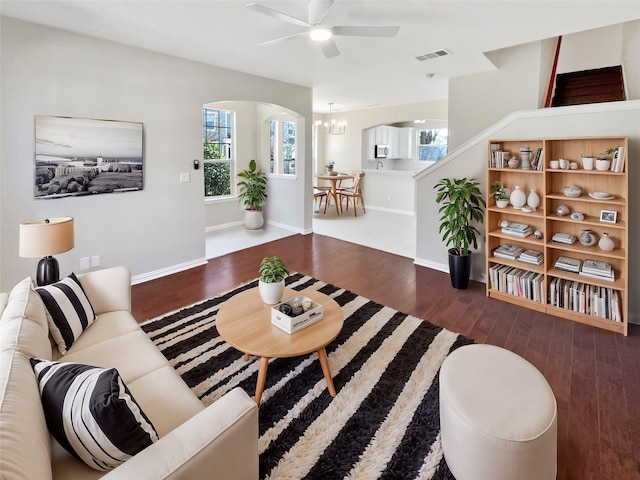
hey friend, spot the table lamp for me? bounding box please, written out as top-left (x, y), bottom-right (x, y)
top-left (19, 217), bottom-right (74, 286)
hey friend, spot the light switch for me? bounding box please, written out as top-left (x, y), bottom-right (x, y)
top-left (180, 173), bottom-right (191, 183)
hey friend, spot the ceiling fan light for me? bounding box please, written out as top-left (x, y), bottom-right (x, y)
top-left (309, 28), bottom-right (332, 42)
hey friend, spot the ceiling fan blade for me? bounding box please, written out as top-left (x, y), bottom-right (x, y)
top-left (258, 31), bottom-right (308, 47)
top-left (332, 26), bottom-right (400, 37)
top-left (245, 2), bottom-right (310, 28)
top-left (307, 0), bottom-right (334, 25)
top-left (321, 38), bottom-right (340, 58)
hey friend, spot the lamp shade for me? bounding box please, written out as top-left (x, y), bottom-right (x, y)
top-left (19, 217), bottom-right (74, 258)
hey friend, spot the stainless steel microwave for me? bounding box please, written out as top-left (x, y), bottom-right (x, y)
top-left (375, 145), bottom-right (389, 158)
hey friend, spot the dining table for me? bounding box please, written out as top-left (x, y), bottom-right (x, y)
top-left (315, 173), bottom-right (353, 215)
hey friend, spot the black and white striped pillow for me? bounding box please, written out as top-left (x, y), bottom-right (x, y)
top-left (36, 272), bottom-right (96, 354)
top-left (30, 359), bottom-right (158, 471)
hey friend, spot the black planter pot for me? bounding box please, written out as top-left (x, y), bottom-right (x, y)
top-left (448, 248), bottom-right (472, 289)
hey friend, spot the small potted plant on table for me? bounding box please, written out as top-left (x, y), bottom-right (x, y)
top-left (258, 256), bottom-right (289, 304)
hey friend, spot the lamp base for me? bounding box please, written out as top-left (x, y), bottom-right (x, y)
top-left (37, 256), bottom-right (60, 286)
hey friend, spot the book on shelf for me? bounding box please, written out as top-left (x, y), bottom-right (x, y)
top-left (489, 265), bottom-right (544, 303)
top-left (554, 256), bottom-right (582, 273)
top-left (493, 244), bottom-right (525, 260)
top-left (579, 270), bottom-right (615, 282)
top-left (611, 147), bottom-right (625, 173)
top-left (548, 278), bottom-right (621, 322)
top-left (552, 233), bottom-right (577, 245)
top-left (582, 259), bottom-right (613, 275)
top-left (517, 249), bottom-right (544, 265)
top-left (501, 222), bottom-right (532, 238)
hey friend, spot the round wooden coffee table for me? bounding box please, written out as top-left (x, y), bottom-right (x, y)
top-left (216, 287), bottom-right (344, 404)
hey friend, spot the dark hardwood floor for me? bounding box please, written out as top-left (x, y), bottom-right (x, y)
top-left (131, 233), bottom-right (640, 480)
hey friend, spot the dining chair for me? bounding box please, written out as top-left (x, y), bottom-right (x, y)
top-left (338, 171), bottom-right (365, 217)
top-left (313, 189), bottom-right (329, 214)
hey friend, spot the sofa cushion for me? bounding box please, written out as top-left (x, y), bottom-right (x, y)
top-left (0, 351), bottom-right (52, 480)
top-left (36, 273), bottom-right (96, 355)
top-left (31, 358), bottom-right (159, 472)
top-left (0, 277), bottom-right (51, 359)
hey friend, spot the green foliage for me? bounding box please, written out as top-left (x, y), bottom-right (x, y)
top-left (237, 159), bottom-right (267, 210)
top-left (259, 256), bottom-right (289, 283)
top-left (490, 180), bottom-right (508, 200)
top-left (204, 163), bottom-right (230, 196)
top-left (203, 139), bottom-right (223, 159)
top-left (434, 177), bottom-right (486, 256)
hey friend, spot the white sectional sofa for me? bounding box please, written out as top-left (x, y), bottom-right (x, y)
top-left (0, 266), bottom-right (258, 479)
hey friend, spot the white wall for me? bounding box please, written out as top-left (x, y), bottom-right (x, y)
top-left (448, 41), bottom-right (548, 151)
top-left (0, 17), bottom-right (312, 290)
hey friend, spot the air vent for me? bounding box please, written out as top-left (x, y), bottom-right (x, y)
top-left (415, 49), bottom-right (450, 62)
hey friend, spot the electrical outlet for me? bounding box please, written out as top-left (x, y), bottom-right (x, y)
top-left (91, 255), bottom-right (101, 268)
top-left (179, 173), bottom-right (190, 183)
top-left (80, 257), bottom-right (90, 270)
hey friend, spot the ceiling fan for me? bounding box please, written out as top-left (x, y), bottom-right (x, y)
top-left (246, 0), bottom-right (400, 58)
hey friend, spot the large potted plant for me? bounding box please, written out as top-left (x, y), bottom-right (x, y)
top-left (258, 256), bottom-right (289, 304)
top-left (434, 177), bottom-right (486, 289)
top-left (237, 159), bottom-right (267, 229)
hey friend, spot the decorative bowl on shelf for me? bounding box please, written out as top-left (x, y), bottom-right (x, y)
top-left (563, 186), bottom-right (582, 198)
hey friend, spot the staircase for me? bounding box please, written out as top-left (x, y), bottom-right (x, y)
top-left (551, 66), bottom-right (625, 107)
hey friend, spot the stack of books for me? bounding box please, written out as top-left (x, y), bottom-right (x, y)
top-left (501, 222), bottom-right (532, 238)
top-left (579, 259), bottom-right (615, 282)
top-left (552, 232), bottom-right (577, 245)
top-left (554, 256), bottom-right (581, 273)
top-left (492, 243), bottom-right (524, 261)
top-left (518, 249), bottom-right (544, 266)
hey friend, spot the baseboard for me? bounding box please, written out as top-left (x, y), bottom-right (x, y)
top-left (413, 257), bottom-right (486, 284)
top-left (205, 221), bottom-right (244, 233)
top-left (366, 205), bottom-right (415, 216)
top-left (265, 219), bottom-right (306, 234)
top-left (131, 258), bottom-right (208, 285)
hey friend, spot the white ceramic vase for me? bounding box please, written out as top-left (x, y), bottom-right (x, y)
top-left (509, 185), bottom-right (526, 209)
top-left (527, 189), bottom-right (540, 211)
top-left (598, 233), bottom-right (614, 252)
top-left (258, 280), bottom-right (285, 304)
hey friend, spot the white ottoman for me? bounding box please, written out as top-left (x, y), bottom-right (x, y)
top-left (439, 344), bottom-right (557, 480)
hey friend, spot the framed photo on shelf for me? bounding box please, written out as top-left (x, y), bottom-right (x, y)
top-left (600, 210), bottom-right (617, 224)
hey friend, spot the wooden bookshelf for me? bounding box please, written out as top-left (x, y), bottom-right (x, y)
top-left (486, 137), bottom-right (628, 335)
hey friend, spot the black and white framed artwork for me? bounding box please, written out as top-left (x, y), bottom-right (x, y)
top-left (34, 115), bottom-right (143, 199)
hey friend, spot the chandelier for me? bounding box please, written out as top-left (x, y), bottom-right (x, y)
top-left (316, 102), bottom-right (346, 135)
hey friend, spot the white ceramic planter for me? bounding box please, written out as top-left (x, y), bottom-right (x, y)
top-left (244, 210), bottom-right (264, 230)
top-left (496, 199), bottom-right (509, 208)
top-left (595, 159), bottom-right (611, 171)
top-left (258, 280), bottom-right (285, 304)
top-left (581, 157), bottom-right (594, 170)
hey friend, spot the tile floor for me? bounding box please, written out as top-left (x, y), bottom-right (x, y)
top-left (205, 208), bottom-right (416, 260)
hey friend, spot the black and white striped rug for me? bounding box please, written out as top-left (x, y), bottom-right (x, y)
top-left (141, 273), bottom-right (471, 480)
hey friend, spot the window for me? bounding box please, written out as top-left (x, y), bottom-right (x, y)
top-left (283, 121), bottom-right (296, 174)
top-left (268, 118), bottom-right (297, 175)
top-left (203, 108), bottom-right (233, 197)
top-left (417, 128), bottom-right (448, 161)
top-left (269, 120), bottom-right (276, 174)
